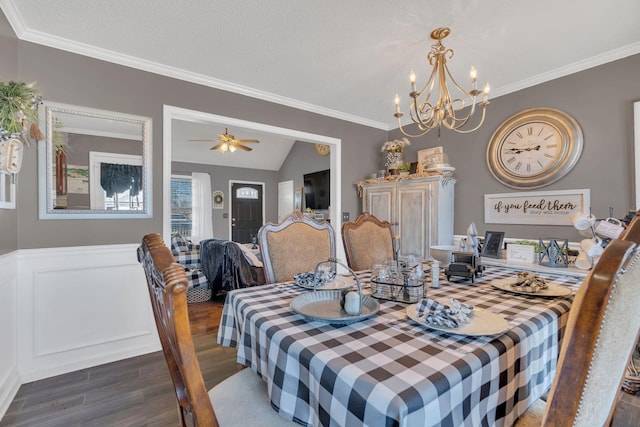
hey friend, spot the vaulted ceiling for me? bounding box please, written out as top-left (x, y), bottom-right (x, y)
top-left (3, 0), bottom-right (640, 168)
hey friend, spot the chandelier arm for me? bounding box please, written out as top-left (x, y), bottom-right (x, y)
top-left (447, 106), bottom-right (488, 134)
top-left (392, 27), bottom-right (490, 137)
top-left (396, 116), bottom-right (434, 138)
top-left (412, 101), bottom-right (438, 131)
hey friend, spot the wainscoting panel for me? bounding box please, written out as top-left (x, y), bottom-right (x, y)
top-left (17, 244), bottom-right (161, 382)
top-left (0, 252), bottom-right (19, 419)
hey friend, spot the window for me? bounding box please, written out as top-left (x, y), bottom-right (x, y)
top-left (236, 186), bottom-right (258, 199)
top-left (171, 175), bottom-right (192, 236)
top-left (89, 151), bottom-right (144, 211)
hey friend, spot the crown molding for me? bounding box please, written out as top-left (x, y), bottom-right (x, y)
top-left (390, 40), bottom-right (640, 132)
top-left (489, 40), bottom-right (640, 100)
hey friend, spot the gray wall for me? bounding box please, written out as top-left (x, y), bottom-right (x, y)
top-left (0, 11), bottom-right (18, 255)
top-left (3, 9), bottom-right (639, 250)
top-left (278, 141), bottom-right (331, 212)
top-left (10, 24), bottom-right (385, 249)
top-left (390, 54), bottom-right (640, 243)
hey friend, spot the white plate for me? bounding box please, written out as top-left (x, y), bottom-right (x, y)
top-left (290, 290), bottom-right (379, 324)
top-left (491, 278), bottom-right (572, 297)
top-left (406, 303), bottom-right (509, 336)
top-left (296, 275), bottom-right (356, 290)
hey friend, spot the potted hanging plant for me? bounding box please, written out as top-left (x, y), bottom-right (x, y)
top-left (381, 138), bottom-right (411, 170)
top-left (0, 80), bottom-right (43, 143)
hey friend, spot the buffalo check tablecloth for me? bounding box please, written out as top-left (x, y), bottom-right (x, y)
top-left (217, 266), bottom-right (582, 427)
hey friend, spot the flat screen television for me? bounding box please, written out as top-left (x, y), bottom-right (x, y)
top-left (303, 169), bottom-right (330, 210)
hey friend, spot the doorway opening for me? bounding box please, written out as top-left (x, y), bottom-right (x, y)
top-left (162, 105), bottom-right (344, 259)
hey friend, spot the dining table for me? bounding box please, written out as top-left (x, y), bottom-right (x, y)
top-left (216, 264), bottom-right (583, 427)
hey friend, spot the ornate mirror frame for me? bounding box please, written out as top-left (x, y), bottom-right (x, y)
top-left (38, 101), bottom-right (152, 219)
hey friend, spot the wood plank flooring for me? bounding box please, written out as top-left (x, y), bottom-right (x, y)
top-left (1, 297), bottom-right (235, 427)
top-left (2, 296), bottom-right (640, 426)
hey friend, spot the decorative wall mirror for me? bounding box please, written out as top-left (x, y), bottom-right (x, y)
top-left (38, 102), bottom-right (152, 219)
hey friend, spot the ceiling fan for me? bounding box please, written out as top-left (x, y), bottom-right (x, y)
top-left (190, 127), bottom-right (259, 152)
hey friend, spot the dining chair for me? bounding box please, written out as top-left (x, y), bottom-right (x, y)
top-left (137, 233), bottom-right (297, 427)
top-left (257, 210), bottom-right (336, 283)
top-left (515, 212), bottom-right (640, 426)
top-left (342, 211), bottom-right (395, 271)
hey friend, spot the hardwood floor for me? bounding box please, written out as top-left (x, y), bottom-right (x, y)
top-left (2, 295), bottom-right (640, 426)
top-left (1, 298), bottom-right (236, 427)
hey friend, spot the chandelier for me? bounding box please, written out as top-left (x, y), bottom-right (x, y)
top-left (394, 27), bottom-right (490, 137)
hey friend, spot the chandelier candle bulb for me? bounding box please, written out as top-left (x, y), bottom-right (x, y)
top-left (470, 66), bottom-right (477, 82)
top-left (410, 69), bottom-right (417, 92)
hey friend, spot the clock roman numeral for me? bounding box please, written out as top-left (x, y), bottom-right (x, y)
top-left (544, 153), bottom-right (554, 158)
top-left (527, 127), bottom-right (533, 136)
top-left (527, 163), bottom-right (531, 172)
top-left (537, 160), bottom-right (544, 168)
top-left (516, 131), bottom-right (523, 138)
top-left (547, 144), bottom-right (557, 148)
top-left (515, 161), bottom-right (522, 170)
top-left (507, 157), bottom-right (516, 164)
top-left (543, 134), bottom-right (555, 141)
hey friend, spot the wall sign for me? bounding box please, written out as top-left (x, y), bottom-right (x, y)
top-left (213, 190), bottom-right (224, 209)
top-left (484, 189), bottom-right (590, 225)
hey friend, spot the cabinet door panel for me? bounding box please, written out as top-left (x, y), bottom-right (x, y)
top-left (365, 186), bottom-right (396, 224)
top-left (397, 185), bottom-right (430, 258)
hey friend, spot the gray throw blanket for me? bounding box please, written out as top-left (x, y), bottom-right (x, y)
top-left (200, 239), bottom-right (264, 294)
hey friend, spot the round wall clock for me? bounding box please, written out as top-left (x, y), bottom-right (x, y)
top-left (487, 108), bottom-right (583, 189)
top-left (314, 144), bottom-right (330, 156)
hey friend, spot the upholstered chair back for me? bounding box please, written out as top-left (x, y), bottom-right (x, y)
top-left (342, 212), bottom-right (395, 271)
top-left (516, 211), bottom-right (640, 426)
top-left (258, 211), bottom-right (336, 283)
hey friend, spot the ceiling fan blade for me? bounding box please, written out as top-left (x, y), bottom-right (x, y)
top-left (189, 139), bottom-right (218, 142)
top-left (235, 139), bottom-right (259, 143)
top-left (234, 144), bottom-right (252, 151)
top-left (210, 143), bottom-right (224, 151)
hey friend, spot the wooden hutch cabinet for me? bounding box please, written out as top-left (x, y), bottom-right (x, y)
top-left (359, 176), bottom-right (455, 259)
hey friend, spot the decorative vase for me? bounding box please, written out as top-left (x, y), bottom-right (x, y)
top-left (384, 151), bottom-right (404, 170)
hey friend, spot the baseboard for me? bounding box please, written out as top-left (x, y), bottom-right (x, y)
top-left (0, 367), bottom-right (20, 421)
top-left (20, 341), bottom-right (161, 383)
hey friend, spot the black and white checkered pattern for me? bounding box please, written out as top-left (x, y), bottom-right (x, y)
top-left (217, 267), bottom-right (582, 426)
top-left (171, 234), bottom-right (210, 302)
top-left (171, 234), bottom-right (201, 268)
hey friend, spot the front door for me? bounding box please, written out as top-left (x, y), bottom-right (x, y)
top-left (231, 182), bottom-right (263, 243)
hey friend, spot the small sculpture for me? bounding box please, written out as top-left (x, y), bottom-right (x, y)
top-left (466, 222), bottom-right (480, 256)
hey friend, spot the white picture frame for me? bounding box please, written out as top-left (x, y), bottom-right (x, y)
top-left (417, 146), bottom-right (444, 172)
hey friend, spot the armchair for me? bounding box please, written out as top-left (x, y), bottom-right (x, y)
top-left (170, 234), bottom-right (209, 302)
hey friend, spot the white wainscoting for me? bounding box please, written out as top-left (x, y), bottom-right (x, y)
top-left (16, 244), bottom-right (160, 382)
top-left (0, 251), bottom-right (19, 419)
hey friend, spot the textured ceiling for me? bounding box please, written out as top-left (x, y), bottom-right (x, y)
top-left (3, 0), bottom-right (640, 167)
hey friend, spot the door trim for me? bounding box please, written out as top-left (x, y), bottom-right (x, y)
top-left (162, 105), bottom-right (344, 261)
top-left (228, 180), bottom-right (265, 241)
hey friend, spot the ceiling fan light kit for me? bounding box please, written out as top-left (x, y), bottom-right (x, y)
top-left (190, 127), bottom-right (259, 153)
